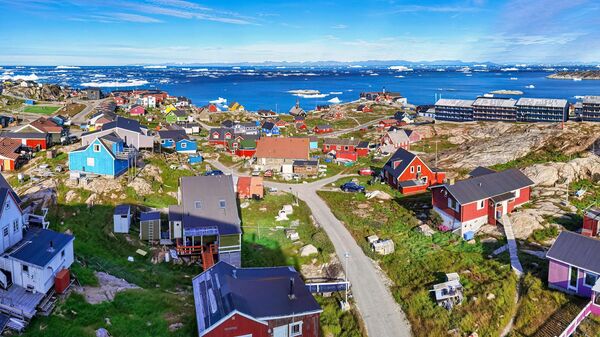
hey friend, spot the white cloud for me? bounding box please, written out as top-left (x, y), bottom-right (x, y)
top-left (331, 24), bottom-right (348, 29)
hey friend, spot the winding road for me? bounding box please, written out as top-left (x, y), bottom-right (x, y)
top-left (209, 160), bottom-right (412, 337)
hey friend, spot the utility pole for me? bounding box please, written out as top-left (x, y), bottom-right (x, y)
top-left (344, 251), bottom-right (350, 308)
top-left (434, 140), bottom-right (440, 168)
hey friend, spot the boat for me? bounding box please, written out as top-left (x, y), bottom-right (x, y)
top-left (510, 77), bottom-right (518, 80)
top-left (525, 84), bottom-right (535, 89)
top-left (573, 78), bottom-right (582, 81)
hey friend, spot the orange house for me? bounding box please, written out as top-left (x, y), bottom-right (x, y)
top-left (237, 176), bottom-right (264, 199)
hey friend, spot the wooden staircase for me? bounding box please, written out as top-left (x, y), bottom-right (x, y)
top-left (201, 244), bottom-right (218, 269)
top-left (532, 300), bottom-right (588, 337)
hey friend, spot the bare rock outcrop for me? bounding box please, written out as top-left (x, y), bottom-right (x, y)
top-left (523, 154), bottom-right (600, 186)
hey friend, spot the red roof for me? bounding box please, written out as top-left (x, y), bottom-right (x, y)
top-left (0, 138), bottom-right (21, 160)
top-left (29, 118), bottom-right (62, 133)
top-left (255, 137), bottom-right (309, 160)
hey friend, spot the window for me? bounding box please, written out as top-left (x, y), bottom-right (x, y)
top-left (13, 220), bottom-right (18, 233)
top-left (417, 165), bottom-right (421, 173)
top-left (194, 201), bottom-right (202, 209)
top-left (344, 146), bottom-right (349, 151)
top-left (477, 200), bottom-right (485, 210)
top-left (219, 200), bottom-right (226, 209)
top-left (410, 166), bottom-right (414, 173)
top-left (93, 144), bottom-right (101, 152)
top-left (22, 265), bottom-right (28, 273)
top-left (160, 139), bottom-right (166, 144)
top-left (289, 322), bottom-right (302, 337)
top-left (2, 227), bottom-right (7, 237)
top-left (61, 250), bottom-right (65, 258)
top-left (5, 202), bottom-right (8, 210)
top-left (514, 189), bottom-right (520, 198)
top-left (180, 142), bottom-right (187, 148)
top-left (585, 272), bottom-right (598, 287)
top-left (87, 157), bottom-right (95, 167)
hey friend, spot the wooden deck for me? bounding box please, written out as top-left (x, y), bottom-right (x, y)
top-left (0, 286), bottom-right (44, 320)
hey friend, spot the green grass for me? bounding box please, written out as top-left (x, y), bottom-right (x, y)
top-left (529, 226), bottom-right (559, 244)
top-left (490, 149), bottom-right (582, 171)
top-left (414, 135), bottom-right (457, 154)
top-left (23, 105), bottom-right (61, 114)
top-left (318, 295), bottom-right (364, 337)
top-left (569, 179), bottom-right (600, 211)
top-left (317, 190), bottom-right (517, 337)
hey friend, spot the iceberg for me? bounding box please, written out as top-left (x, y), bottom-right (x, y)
top-left (209, 97), bottom-right (227, 104)
top-left (80, 79), bottom-right (149, 87)
top-left (525, 84), bottom-right (535, 89)
top-left (389, 66), bottom-right (413, 71)
top-left (328, 97), bottom-right (341, 104)
top-left (329, 91), bottom-right (343, 95)
top-left (56, 65), bottom-right (80, 69)
top-left (143, 65), bottom-right (167, 69)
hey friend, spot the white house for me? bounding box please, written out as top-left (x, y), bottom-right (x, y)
top-left (113, 204), bottom-right (132, 233)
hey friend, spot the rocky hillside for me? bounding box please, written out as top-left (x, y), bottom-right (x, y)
top-left (410, 122), bottom-right (600, 171)
top-left (3, 82), bottom-right (70, 101)
top-left (548, 70), bottom-right (600, 80)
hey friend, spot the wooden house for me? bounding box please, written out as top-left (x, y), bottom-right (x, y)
top-left (81, 117), bottom-right (154, 150)
top-left (166, 109), bottom-right (189, 124)
top-left (237, 176), bottom-right (264, 199)
top-left (69, 134), bottom-right (135, 178)
top-left (158, 130), bottom-right (197, 154)
top-left (430, 168), bottom-right (534, 239)
top-left (582, 209), bottom-right (600, 238)
top-left (289, 102), bottom-right (306, 116)
top-left (228, 102), bottom-right (245, 112)
top-left (293, 160), bottom-right (319, 177)
top-left (113, 204), bottom-right (132, 233)
top-left (254, 137), bottom-right (310, 172)
top-left (15, 117), bottom-right (64, 146)
top-left (322, 138), bottom-right (369, 157)
top-left (261, 121), bottom-right (280, 136)
top-left (379, 129), bottom-right (412, 153)
top-left (192, 262), bottom-right (322, 337)
top-left (313, 125), bottom-right (333, 134)
top-left (139, 211), bottom-right (161, 241)
top-left (0, 137), bottom-right (27, 171)
top-left (382, 148), bottom-right (445, 195)
top-left (1, 132), bottom-right (50, 150)
top-left (129, 105), bottom-right (145, 116)
top-left (356, 104), bottom-right (373, 113)
top-left (168, 175), bottom-right (241, 267)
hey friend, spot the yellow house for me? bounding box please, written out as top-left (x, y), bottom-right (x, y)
top-left (228, 102), bottom-right (245, 112)
top-left (164, 104), bottom-right (178, 114)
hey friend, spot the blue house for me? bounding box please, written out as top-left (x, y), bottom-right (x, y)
top-left (261, 121), bottom-right (280, 136)
top-left (158, 130), bottom-right (197, 154)
top-left (68, 133), bottom-right (133, 177)
top-left (309, 136), bottom-right (319, 150)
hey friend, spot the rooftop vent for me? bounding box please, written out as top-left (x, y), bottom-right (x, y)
top-left (288, 277), bottom-right (296, 300)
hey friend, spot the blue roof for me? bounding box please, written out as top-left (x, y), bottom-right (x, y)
top-left (114, 204), bottom-right (130, 215)
top-left (193, 262), bottom-right (321, 334)
top-left (140, 211), bottom-right (161, 221)
top-left (9, 228), bottom-right (74, 267)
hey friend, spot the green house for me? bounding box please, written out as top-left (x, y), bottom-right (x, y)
top-left (165, 109), bottom-right (189, 124)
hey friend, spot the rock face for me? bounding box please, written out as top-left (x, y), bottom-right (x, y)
top-left (76, 272), bottom-right (140, 304)
top-left (5, 82), bottom-right (69, 101)
top-left (523, 154), bottom-right (600, 186)
top-left (300, 244), bottom-right (318, 257)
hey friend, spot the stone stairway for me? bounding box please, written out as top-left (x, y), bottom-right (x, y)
top-left (501, 214), bottom-right (523, 276)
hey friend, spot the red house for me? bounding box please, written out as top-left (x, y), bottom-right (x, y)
top-left (380, 129), bottom-right (411, 153)
top-left (208, 128), bottom-right (234, 146)
top-left (378, 119), bottom-right (398, 129)
top-left (129, 105), bottom-right (146, 116)
top-left (2, 132), bottom-right (49, 150)
top-left (322, 138), bottom-right (369, 157)
top-left (313, 124), bottom-right (333, 134)
top-left (430, 167), bottom-right (534, 239)
top-left (192, 262), bottom-right (322, 337)
top-left (356, 104), bottom-right (373, 113)
top-left (582, 209), bottom-right (600, 237)
top-left (382, 148), bottom-right (445, 195)
top-left (113, 96), bottom-right (127, 106)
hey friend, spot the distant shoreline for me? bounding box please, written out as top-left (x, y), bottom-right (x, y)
top-left (547, 70), bottom-right (600, 80)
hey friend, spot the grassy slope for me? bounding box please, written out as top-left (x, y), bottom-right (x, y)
top-left (23, 105), bottom-right (61, 114)
top-left (318, 190), bottom-right (517, 337)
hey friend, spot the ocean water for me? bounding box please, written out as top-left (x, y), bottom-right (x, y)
top-left (2, 65), bottom-right (600, 111)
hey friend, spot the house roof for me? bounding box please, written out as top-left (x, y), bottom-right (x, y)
top-left (192, 262), bottom-right (321, 334)
top-left (468, 166), bottom-right (496, 178)
top-left (174, 175), bottom-right (241, 235)
top-left (293, 160), bottom-right (318, 166)
top-left (114, 204), bottom-right (130, 215)
top-left (383, 148), bottom-right (419, 178)
top-left (140, 211), bottom-right (161, 221)
top-left (437, 168), bottom-right (534, 204)
top-left (516, 97), bottom-right (568, 108)
top-left (255, 137), bottom-right (309, 160)
top-left (383, 129), bottom-right (410, 145)
top-left (102, 116), bottom-right (145, 133)
top-left (29, 117), bottom-right (62, 133)
top-left (171, 109), bottom-right (188, 117)
top-left (9, 228), bottom-right (74, 267)
top-left (586, 208), bottom-right (600, 221)
top-left (583, 96), bottom-right (600, 105)
top-left (547, 231), bottom-right (600, 274)
top-left (0, 137), bottom-right (22, 160)
top-left (0, 174), bottom-right (21, 205)
top-left (323, 138), bottom-right (361, 146)
top-left (158, 130), bottom-right (188, 142)
top-left (262, 121), bottom-right (276, 130)
top-left (0, 132), bottom-right (47, 140)
top-left (472, 98), bottom-right (517, 108)
top-left (434, 98), bottom-right (474, 108)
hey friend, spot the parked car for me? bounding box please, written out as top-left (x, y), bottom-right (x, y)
top-left (264, 169), bottom-right (273, 177)
top-left (60, 134), bottom-right (78, 145)
top-left (359, 168), bottom-right (374, 176)
top-left (340, 181), bottom-right (365, 193)
top-left (251, 170), bottom-right (261, 176)
top-left (204, 170), bottom-right (224, 176)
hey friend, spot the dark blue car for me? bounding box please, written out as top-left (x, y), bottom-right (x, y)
top-left (204, 170), bottom-right (224, 176)
top-left (340, 181), bottom-right (365, 193)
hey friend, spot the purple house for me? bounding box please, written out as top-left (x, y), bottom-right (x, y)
top-left (547, 231), bottom-right (600, 298)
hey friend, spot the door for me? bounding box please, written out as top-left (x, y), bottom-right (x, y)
top-left (2, 226), bottom-right (9, 251)
top-left (569, 266), bottom-right (578, 291)
top-left (273, 325), bottom-right (288, 337)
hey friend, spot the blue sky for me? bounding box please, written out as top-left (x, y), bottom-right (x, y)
top-left (0, 0), bottom-right (599, 65)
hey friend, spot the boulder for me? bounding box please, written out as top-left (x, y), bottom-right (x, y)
top-left (300, 244), bottom-right (318, 257)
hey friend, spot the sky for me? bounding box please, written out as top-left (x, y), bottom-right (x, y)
top-left (0, 0), bottom-right (599, 65)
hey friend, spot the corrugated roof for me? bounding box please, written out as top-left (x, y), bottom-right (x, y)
top-left (255, 137), bottom-right (309, 160)
top-left (440, 168), bottom-right (534, 204)
top-left (435, 98), bottom-right (475, 108)
top-left (547, 231), bottom-right (600, 274)
top-left (0, 137), bottom-right (22, 160)
top-left (175, 175), bottom-right (241, 235)
top-left (140, 211), bottom-right (161, 221)
top-left (158, 129), bottom-right (188, 142)
top-left (516, 98), bottom-right (568, 108)
top-left (468, 166), bottom-right (496, 178)
top-left (473, 98), bottom-right (517, 108)
top-left (323, 138), bottom-right (360, 146)
top-left (382, 148), bottom-right (419, 178)
top-left (192, 262), bottom-right (321, 334)
top-left (583, 96), bottom-right (600, 104)
top-left (9, 228), bottom-right (74, 267)
top-left (114, 204), bottom-right (130, 215)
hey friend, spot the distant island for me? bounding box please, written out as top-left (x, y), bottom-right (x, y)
top-left (548, 70), bottom-right (600, 80)
top-left (489, 89), bottom-right (523, 95)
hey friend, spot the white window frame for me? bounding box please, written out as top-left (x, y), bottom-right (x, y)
top-left (514, 189), bottom-right (520, 198)
top-left (93, 144), bottom-right (101, 152)
top-left (410, 166), bottom-right (414, 173)
top-left (180, 142), bottom-right (187, 148)
top-left (477, 200), bottom-right (485, 210)
top-left (13, 219), bottom-right (18, 233)
top-left (289, 321), bottom-right (302, 337)
top-left (568, 266), bottom-right (579, 290)
top-left (86, 157), bottom-right (95, 167)
top-left (194, 201), bottom-right (202, 209)
top-left (219, 200), bottom-right (226, 209)
top-left (417, 165), bottom-right (421, 173)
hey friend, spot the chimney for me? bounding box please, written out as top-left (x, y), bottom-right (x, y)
top-left (232, 270), bottom-right (237, 279)
top-left (288, 277), bottom-right (296, 300)
top-left (48, 240), bottom-right (55, 253)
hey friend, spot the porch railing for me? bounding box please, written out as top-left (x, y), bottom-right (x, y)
top-left (559, 301), bottom-right (592, 337)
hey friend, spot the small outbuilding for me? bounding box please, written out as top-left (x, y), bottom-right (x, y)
top-left (139, 211), bottom-right (161, 241)
top-left (371, 238), bottom-right (395, 255)
top-left (432, 273), bottom-right (464, 310)
top-left (113, 204), bottom-right (132, 233)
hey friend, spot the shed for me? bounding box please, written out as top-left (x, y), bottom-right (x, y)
top-left (113, 204), bottom-right (131, 233)
top-left (139, 211), bottom-right (161, 241)
top-left (372, 239), bottom-right (395, 255)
